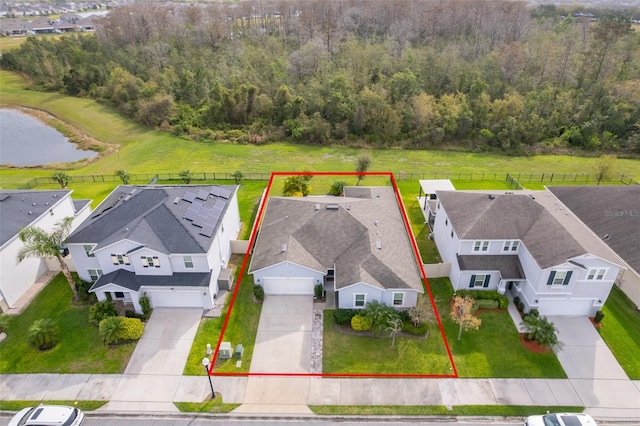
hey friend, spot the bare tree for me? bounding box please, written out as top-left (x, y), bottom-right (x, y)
top-left (593, 155), bottom-right (617, 185)
top-left (355, 154), bottom-right (372, 185)
top-left (450, 296), bottom-right (481, 341)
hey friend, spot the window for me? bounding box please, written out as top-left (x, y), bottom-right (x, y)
top-left (547, 271), bottom-right (572, 286)
top-left (88, 269), bottom-right (102, 281)
top-left (84, 245), bottom-right (95, 258)
top-left (445, 218), bottom-right (448, 226)
top-left (141, 256), bottom-right (160, 268)
top-left (114, 291), bottom-right (125, 299)
top-left (111, 254), bottom-right (130, 265)
top-left (451, 230), bottom-right (454, 239)
top-left (503, 241), bottom-right (519, 252)
top-left (474, 241), bottom-right (490, 252)
top-left (184, 256), bottom-right (194, 268)
top-left (587, 268), bottom-right (606, 280)
top-left (437, 202), bottom-right (440, 210)
top-left (392, 292), bottom-right (404, 306)
top-left (354, 294), bottom-right (366, 307)
top-left (469, 274), bottom-right (490, 288)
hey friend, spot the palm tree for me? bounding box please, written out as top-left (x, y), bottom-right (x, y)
top-left (386, 317), bottom-right (403, 348)
top-left (17, 216), bottom-right (79, 300)
top-left (29, 318), bottom-right (58, 350)
top-left (521, 314), bottom-right (561, 350)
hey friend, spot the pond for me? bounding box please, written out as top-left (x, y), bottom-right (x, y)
top-left (0, 108), bottom-right (98, 166)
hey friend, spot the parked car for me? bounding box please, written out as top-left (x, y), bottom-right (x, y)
top-left (525, 413), bottom-right (597, 426)
top-left (8, 404), bottom-right (84, 426)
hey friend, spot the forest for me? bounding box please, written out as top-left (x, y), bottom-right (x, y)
top-left (2, 0), bottom-right (639, 154)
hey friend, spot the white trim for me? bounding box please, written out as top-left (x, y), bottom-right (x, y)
top-left (392, 292), bottom-right (405, 307)
top-left (249, 260), bottom-right (324, 276)
top-left (337, 281), bottom-right (381, 292)
top-left (354, 293), bottom-right (367, 308)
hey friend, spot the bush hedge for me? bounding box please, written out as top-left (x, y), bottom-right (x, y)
top-left (119, 317), bottom-right (144, 341)
top-left (89, 301), bottom-right (118, 326)
top-left (474, 299), bottom-right (499, 310)
top-left (402, 321), bottom-right (430, 336)
top-left (333, 309), bottom-right (358, 325)
top-left (351, 314), bottom-right (373, 331)
top-left (253, 285), bottom-right (265, 301)
top-left (455, 290), bottom-right (508, 309)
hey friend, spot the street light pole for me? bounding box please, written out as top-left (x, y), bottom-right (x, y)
top-left (201, 357), bottom-right (216, 400)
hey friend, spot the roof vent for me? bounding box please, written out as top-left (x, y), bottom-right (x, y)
top-left (375, 220), bottom-right (379, 226)
top-left (488, 195), bottom-right (495, 200)
top-left (28, 211), bottom-right (32, 215)
top-left (603, 234), bottom-right (611, 241)
top-left (326, 204), bottom-right (339, 210)
top-left (53, 194), bottom-right (57, 198)
top-left (32, 202), bottom-right (36, 206)
top-left (376, 240), bottom-right (382, 250)
top-left (315, 204), bottom-right (320, 211)
top-left (173, 197), bottom-right (181, 204)
top-left (346, 204), bottom-right (350, 210)
top-left (281, 243), bottom-right (288, 252)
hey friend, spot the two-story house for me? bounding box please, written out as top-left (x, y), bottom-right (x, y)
top-left (0, 189), bottom-right (91, 312)
top-left (431, 190), bottom-right (623, 316)
top-left (66, 185), bottom-right (240, 313)
top-left (249, 186), bottom-right (425, 309)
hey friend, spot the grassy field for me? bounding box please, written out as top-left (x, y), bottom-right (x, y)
top-left (0, 275), bottom-right (136, 374)
top-left (428, 278), bottom-right (566, 378)
top-left (2, 70), bottom-right (639, 190)
top-left (598, 286), bottom-right (640, 379)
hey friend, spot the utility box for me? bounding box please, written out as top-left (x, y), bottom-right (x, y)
top-left (234, 344), bottom-right (244, 358)
top-left (218, 342), bottom-right (232, 359)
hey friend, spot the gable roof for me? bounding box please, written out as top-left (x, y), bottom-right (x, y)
top-left (90, 269), bottom-right (211, 292)
top-left (249, 186), bottom-right (423, 292)
top-left (549, 185), bottom-right (640, 274)
top-left (0, 190), bottom-right (72, 247)
top-left (436, 191), bottom-right (586, 269)
top-left (67, 185), bottom-right (237, 254)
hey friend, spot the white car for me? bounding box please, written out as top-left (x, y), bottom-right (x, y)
top-left (525, 413), bottom-right (597, 426)
top-left (8, 404), bottom-right (84, 426)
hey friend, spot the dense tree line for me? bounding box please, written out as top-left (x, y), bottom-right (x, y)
top-left (2, 0), bottom-right (639, 154)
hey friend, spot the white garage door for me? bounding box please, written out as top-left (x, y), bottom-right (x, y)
top-left (262, 277), bottom-right (315, 295)
top-left (147, 288), bottom-right (206, 308)
top-left (538, 298), bottom-right (595, 316)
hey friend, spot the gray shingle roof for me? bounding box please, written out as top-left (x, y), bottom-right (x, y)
top-left (67, 185), bottom-right (237, 254)
top-left (90, 269), bottom-right (211, 292)
top-left (249, 186), bottom-right (423, 292)
top-left (437, 191), bottom-right (586, 269)
top-left (0, 190), bottom-right (71, 247)
top-left (549, 185), bottom-right (640, 274)
top-left (457, 255), bottom-right (525, 279)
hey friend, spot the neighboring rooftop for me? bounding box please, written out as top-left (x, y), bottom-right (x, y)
top-left (0, 189), bottom-right (71, 247)
top-left (67, 185), bottom-right (237, 254)
top-left (436, 191), bottom-right (587, 269)
top-left (549, 185), bottom-right (640, 274)
top-left (249, 186), bottom-right (424, 292)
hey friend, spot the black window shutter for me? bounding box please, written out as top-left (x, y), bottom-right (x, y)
top-left (469, 275), bottom-right (476, 288)
top-left (563, 271), bottom-right (572, 285)
top-left (547, 271), bottom-right (555, 285)
top-left (483, 275), bottom-right (490, 287)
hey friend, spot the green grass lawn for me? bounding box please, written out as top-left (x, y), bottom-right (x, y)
top-left (183, 260), bottom-right (262, 375)
top-left (428, 278), bottom-right (566, 378)
top-left (395, 180), bottom-right (440, 263)
top-left (0, 274), bottom-right (136, 374)
top-left (322, 306), bottom-right (453, 376)
top-left (598, 286), bottom-right (640, 379)
top-left (309, 405), bottom-right (584, 416)
top-left (0, 401), bottom-right (107, 411)
top-left (174, 399), bottom-right (240, 413)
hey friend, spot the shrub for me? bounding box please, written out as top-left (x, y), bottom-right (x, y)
top-left (497, 295), bottom-right (509, 309)
top-left (99, 316), bottom-right (124, 345)
top-left (0, 314), bottom-right (11, 333)
top-left (29, 318), bottom-right (58, 350)
top-left (594, 310), bottom-right (605, 324)
top-left (513, 296), bottom-right (521, 305)
top-left (402, 321), bottom-right (430, 336)
top-left (314, 284), bottom-right (324, 299)
top-left (351, 314), bottom-right (373, 331)
top-left (253, 285), bottom-right (265, 301)
top-left (517, 301), bottom-right (525, 312)
top-left (528, 308), bottom-right (540, 317)
top-left (455, 290), bottom-right (508, 309)
top-left (333, 309), bottom-right (358, 325)
top-left (139, 295), bottom-right (152, 320)
top-left (474, 299), bottom-right (499, 310)
top-left (119, 317), bottom-right (144, 341)
top-left (521, 314), bottom-right (560, 350)
top-left (74, 277), bottom-right (95, 302)
top-left (89, 301), bottom-right (118, 326)
top-left (329, 180), bottom-right (346, 196)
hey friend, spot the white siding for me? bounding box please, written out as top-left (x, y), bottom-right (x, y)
top-left (144, 287), bottom-right (211, 309)
top-left (263, 277), bottom-right (314, 295)
top-left (253, 262), bottom-right (324, 287)
top-left (338, 283), bottom-right (383, 309)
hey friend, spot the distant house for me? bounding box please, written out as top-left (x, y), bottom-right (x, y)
top-left (0, 190), bottom-right (91, 312)
top-left (549, 185), bottom-right (640, 309)
top-left (66, 185), bottom-right (240, 313)
top-left (430, 190), bottom-right (623, 316)
top-left (249, 186), bottom-right (424, 309)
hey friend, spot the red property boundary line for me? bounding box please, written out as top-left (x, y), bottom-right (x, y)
top-left (209, 171), bottom-right (458, 378)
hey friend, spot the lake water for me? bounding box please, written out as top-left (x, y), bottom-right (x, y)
top-left (0, 108), bottom-right (98, 166)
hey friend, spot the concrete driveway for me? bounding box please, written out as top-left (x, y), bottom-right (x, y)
top-left (250, 296), bottom-right (313, 374)
top-left (551, 316), bottom-right (627, 380)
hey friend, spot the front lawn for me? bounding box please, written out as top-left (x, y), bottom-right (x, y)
top-left (310, 405), bottom-right (584, 416)
top-left (429, 278), bottom-right (566, 378)
top-left (183, 259), bottom-right (262, 375)
top-left (0, 274), bottom-right (135, 373)
top-left (598, 286), bottom-right (640, 379)
top-left (322, 309), bottom-right (453, 376)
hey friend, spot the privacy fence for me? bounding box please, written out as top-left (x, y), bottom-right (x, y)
top-left (18, 171), bottom-right (638, 190)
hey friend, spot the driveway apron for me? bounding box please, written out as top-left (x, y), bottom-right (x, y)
top-left (250, 295), bottom-right (313, 374)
